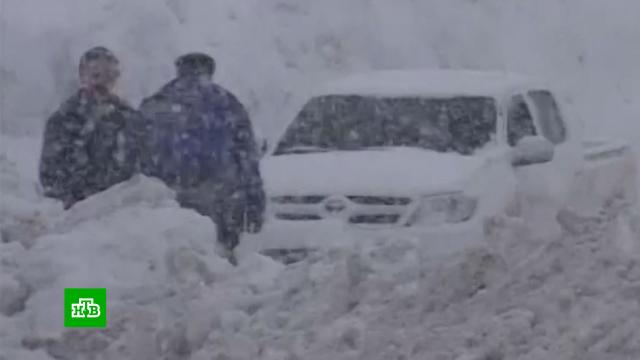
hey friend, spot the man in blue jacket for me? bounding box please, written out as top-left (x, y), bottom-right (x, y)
top-left (140, 53), bottom-right (265, 265)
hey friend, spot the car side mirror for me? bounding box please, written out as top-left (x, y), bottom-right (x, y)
top-left (511, 136), bottom-right (554, 167)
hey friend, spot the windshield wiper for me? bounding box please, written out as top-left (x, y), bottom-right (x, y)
top-left (277, 146), bottom-right (331, 154)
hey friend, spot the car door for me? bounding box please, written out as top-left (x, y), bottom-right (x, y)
top-left (507, 91), bottom-right (578, 237)
top-left (526, 89), bottom-right (582, 204)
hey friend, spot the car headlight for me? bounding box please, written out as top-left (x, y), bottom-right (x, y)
top-left (407, 193), bottom-right (477, 226)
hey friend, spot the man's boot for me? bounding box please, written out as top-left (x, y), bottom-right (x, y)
top-left (213, 240), bottom-right (237, 266)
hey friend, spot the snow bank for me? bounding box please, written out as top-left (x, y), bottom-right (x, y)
top-left (3, 1), bottom-right (640, 358)
top-left (1, 156), bottom-right (639, 358)
top-left (192, 205), bottom-right (640, 360)
top-left (0, 136), bottom-right (60, 248)
top-left (0, 173), bottom-right (287, 359)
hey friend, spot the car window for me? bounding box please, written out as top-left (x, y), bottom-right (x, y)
top-left (507, 94), bottom-right (537, 146)
top-left (528, 90), bottom-right (567, 144)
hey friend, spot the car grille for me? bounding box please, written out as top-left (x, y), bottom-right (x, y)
top-left (349, 214), bottom-right (401, 224)
top-left (275, 213), bottom-right (323, 221)
top-left (271, 195), bottom-right (327, 204)
top-left (271, 194), bottom-right (412, 226)
top-left (347, 196), bottom-right (412, 206)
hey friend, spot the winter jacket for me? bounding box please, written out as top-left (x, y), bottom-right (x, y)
top-left (139, 77), bottom-right (265, 216)
top-left (39, 89), bottom-right (150, 209)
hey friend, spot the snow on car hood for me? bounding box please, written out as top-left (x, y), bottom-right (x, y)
top-left (262, 147), bottom-right (489, 196)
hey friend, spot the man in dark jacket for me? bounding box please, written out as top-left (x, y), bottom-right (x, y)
top-left (39, 47), bottom-right (150, 210)
top-left (140, 53), bottom-right (265, 265)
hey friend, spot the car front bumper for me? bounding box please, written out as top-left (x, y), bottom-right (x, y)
top-left (236, 217), bottom-right (486, 261)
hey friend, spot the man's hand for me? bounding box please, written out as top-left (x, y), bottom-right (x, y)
top-left (243, 205), bottom-right (264, 234)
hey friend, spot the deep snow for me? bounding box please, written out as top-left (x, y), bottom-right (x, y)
top-left (3, 0), bottom-right (640, 359)
top-left (1, 135), bottom-right (640, 359)
top-left (263, 147), bottom-right (488, 196)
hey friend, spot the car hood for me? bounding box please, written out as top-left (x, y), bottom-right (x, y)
top-left (262, 147), bottom-right (490, 196)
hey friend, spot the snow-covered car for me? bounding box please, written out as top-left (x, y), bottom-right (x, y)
top-left (240, 70), bottom-right (637, 260)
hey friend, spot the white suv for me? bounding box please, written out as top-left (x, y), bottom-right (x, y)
top-left (240, 70), bottom-right (637, 260)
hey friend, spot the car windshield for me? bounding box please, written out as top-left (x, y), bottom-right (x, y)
top-left (274, 95), bottom-right (497, 156)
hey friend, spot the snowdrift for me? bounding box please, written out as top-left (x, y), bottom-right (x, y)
top-left (3, 0), bottom-right (640, 358)
top-left (0, 174), bottom-right (286, 359)
top-left (1, 151), bottom-right (640, 359)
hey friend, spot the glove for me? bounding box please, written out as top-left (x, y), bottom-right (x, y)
top-left (242, 204), bottom-right (264, 234)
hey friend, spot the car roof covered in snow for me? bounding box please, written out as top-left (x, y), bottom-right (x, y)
top-left (314, 69), bottom-right (545, 98)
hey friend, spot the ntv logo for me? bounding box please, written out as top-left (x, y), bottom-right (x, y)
top-left (71, 298), bottom-right (101, 318)
top-left (64, 288), bottom-right (107, 328)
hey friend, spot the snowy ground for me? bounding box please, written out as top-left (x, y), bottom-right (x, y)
top-left (1, 136), bottom-right (640, 359)
top-left (4, 1), bottom-right (640, 359)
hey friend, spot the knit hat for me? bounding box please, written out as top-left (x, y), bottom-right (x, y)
top-left (175, 52), bottom-right (215, 78)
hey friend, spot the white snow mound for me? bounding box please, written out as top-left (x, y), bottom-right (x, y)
top-left (0, 175), bottom-right (286, 359)
top-left (2, 146), bottom-right (640, 359)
